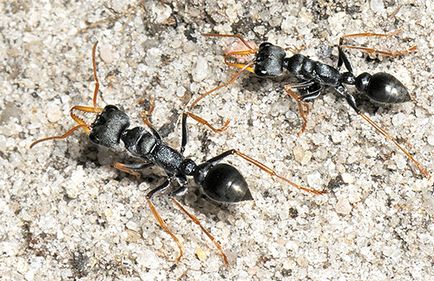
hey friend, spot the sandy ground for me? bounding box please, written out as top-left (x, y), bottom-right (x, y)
top-left (1, 0), bottom-right (434, 280)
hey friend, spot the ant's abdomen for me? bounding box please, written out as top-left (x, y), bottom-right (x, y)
top-left (356, 72), bottom-right (411, 104)
top-left (200, 164), bottom-right (252, 203)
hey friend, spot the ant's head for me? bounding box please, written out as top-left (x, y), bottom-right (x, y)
top-left (254, 42), bottom-right (286, 77)
top-left (89, 105), bottom-right (130, 148)
top-left (121, 127), bottom-right (157, 157)
top-left (195, 163), bottom-right (253, 203)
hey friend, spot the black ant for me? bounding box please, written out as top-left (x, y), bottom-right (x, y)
top-left (190, 31), bottom-right (430, 179)
top-left (30, 43), bottom-right (325, 266)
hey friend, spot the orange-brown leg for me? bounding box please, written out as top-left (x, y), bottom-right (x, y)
top-left (138, 95), bottom-right (155, 126)
top-left (358, 113), bottom-right (430, 179)
top-left (171, 198), bottom-right (229, 266)
top-left (140, 110), bottom-right (157, 134)
top-left (145, 95), bottom-right (155, 118)
top-left (284, 45), bottom-right (304, 54)
top-left (339, 30), bottom-right (417, 57)
top-left (224, 49), bottom-right (258, 58)
top-left (31, 43), bottom-right (104, 148)
top-left (285, 86), bottom-right (310, 136)
top-left (338, 44), bottom-right (417, 57)
top-left (190, 62), bottom-right (254, 108)
top-left (184, 112), bottom-right (230, 133)
top-left (147, 198), bottom-right (184, 263)
top-left (202, 33), bottom-right (255, 50)
top-left (113, 162), bottom-right (141, 177)
top-left (217, 149), bottom-right (325, 195)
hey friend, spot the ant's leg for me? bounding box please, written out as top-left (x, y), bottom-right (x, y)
top-left (31, 44), bottom-right (104, 148)
top-left (113, 162), bottom-right (153, 177)
top-left (203, 33), bottom-right (255, 50)
top-left (204, 149), bottom-right (325, 195)
top-left (289, 80), bottom-right (316, 89)
top-left (358, 113), bottom-right (430, 178)
top-left (190, 62), bottom-right (254, 108)
top-left (337, 47), bottom-right (353, 73)
top-left (299, 84), bottom-right (323, 102)
top-left (185, 112), bottom-right (230, 134)
top-left (339, 30), bottom-right (417, 57)
top-left (146, 178), bottom-right (184, 264)
top-left (70, 43), bottom-right (105, 125)
top-left (139, 98), bottom-right (162, 141)
top-left (180, 113), bottom-right (188, 155)
top-left (340, 30), bottom-right (401, 42)
top-left (284, 86), bottom-right (310, 136)
top-left (171, 197), bottom-right (229, 266)
top-left (224, 49), bottom-right (258, 60)
top-left (336, 85), bottom-right (430, 178)
top-left (180, 112), bottom-right (229, 155)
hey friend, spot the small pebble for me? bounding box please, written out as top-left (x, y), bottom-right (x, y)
top-left (370, 0), bottom-right (385, 13)
top-left (341, 173), bottom-right (355, 184)
top-left (335, 198), bottom-right (352, 215)
top-left (99, 45), bottom-right (114, 64)
top-left (192, 56), bottom-right (209, 82)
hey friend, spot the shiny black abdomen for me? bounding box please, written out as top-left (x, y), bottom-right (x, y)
top-left (364, 72), bottom-right (410, 104)
top-left (201, 163), bottom-right (252, 203)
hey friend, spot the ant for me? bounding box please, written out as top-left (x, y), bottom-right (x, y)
top-left (190, 31), bottom-right (430, 179)
top-left (30, 43), bottom-right (325, 266)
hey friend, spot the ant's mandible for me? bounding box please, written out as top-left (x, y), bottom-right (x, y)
top-left (30, 42), bottom-right (325, 266)
top-left (189, 31), bottom-right (429, 179)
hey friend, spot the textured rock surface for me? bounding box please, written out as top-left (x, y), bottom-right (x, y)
top-left (1, 0), bottom-right (433, 280)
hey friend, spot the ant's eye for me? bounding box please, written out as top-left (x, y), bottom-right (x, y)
top-left (89, 133), bottom-right (100, 143)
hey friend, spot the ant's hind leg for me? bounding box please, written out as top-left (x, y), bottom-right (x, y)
top-left (336, 85), bottom-right (430, 179)
top-left (146, 178), bottom-right (185, 264)
top-left (204, 149), bottom-right (325, 195)
top-left (339, 30), bottom-right (417, 58)
top-left (171, 197), bottom-right (229, 266)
